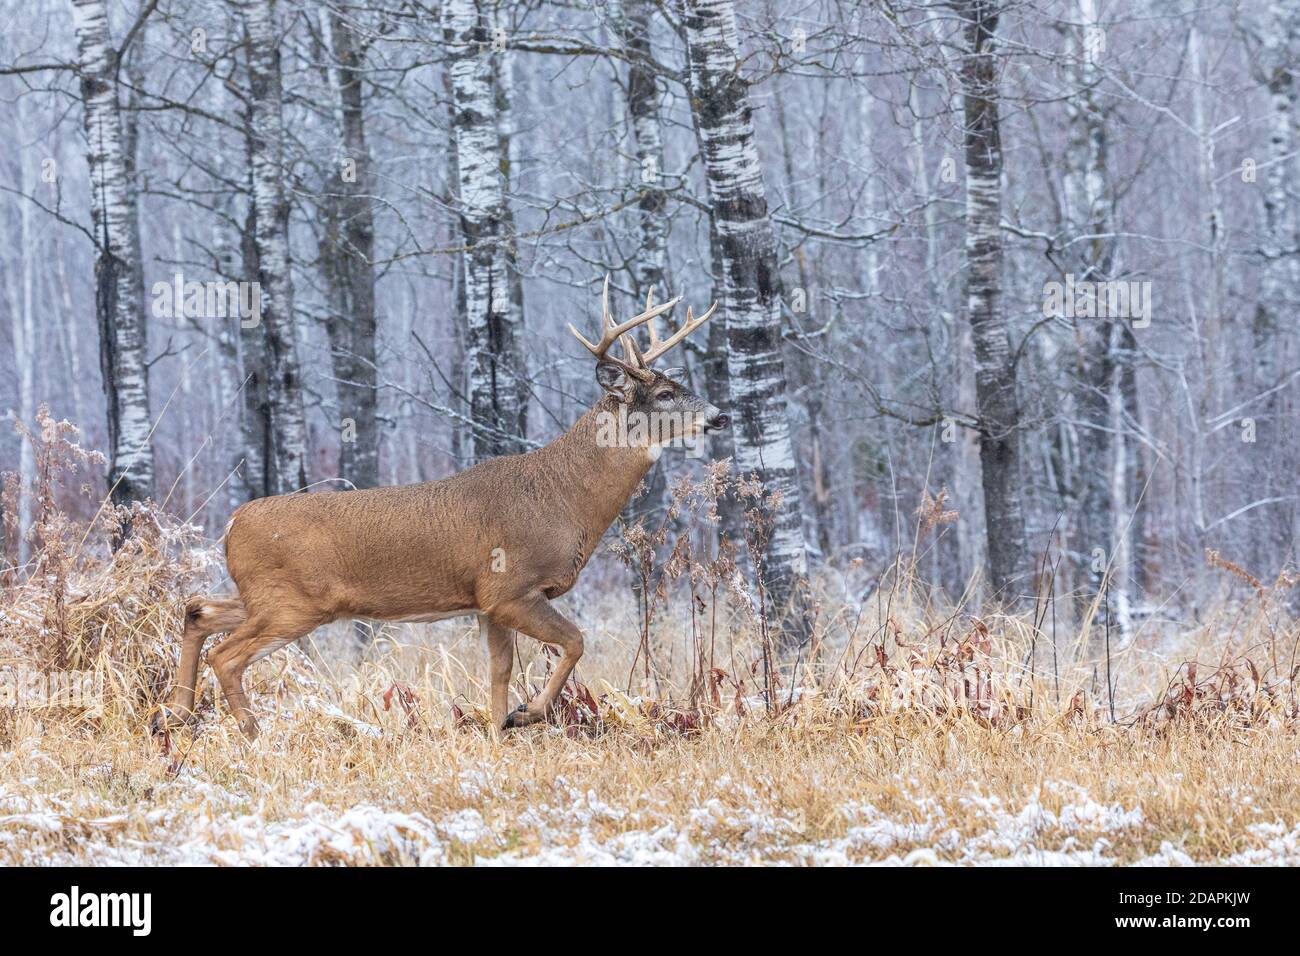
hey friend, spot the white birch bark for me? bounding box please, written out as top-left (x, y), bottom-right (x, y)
top-left (492, 6), bottom-right (528, 439)
top-left (682, 0), bottom-right (811, 644)
top-left (443, 0), bottom-right (528, 460)
top-left (241, 0), bottom-right (308, 495)
top-left (1252, 0), bottom-right (1300, 572)
top-left (623, 0), bottom-right (669, 297)
top-left (71, 0), bottom-right (154, 506)
top-left (1256, 3), bottom-right (1300, 352)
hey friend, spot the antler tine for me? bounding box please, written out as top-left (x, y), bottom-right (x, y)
top-left (568, 275), bottom-right (683, 363)
top-left (567, 275), bottom-right (610, 355)
top-left (616, 295), bottom-right (680, 337)
top-left (601, 273), bottom-right (614, 333)
top-left (640, 300), bottom-right (718, 365)
top-left (619, 333), bottom-right (649, 372)
top-left (644, 288), bottom-right (662, 353)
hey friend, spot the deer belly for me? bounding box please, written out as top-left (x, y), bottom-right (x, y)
top-left (378, 608), bottom-right (480, 624)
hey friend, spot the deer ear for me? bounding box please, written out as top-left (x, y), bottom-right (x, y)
top-left (596, 361), bottom-right (635, 402)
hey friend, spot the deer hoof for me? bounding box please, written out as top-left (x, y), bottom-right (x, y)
top-left (150, 704), bottom-right (192, 737)
top-left (504, 703), bottom-right (541, 729)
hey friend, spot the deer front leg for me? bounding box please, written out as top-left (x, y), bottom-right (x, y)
top-left (480, 615), bottom-right (515, 731)
top-left (486, 594), bottom-right (583, 729)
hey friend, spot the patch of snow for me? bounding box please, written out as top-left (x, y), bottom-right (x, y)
top-left (480, 824), bottom-right (699, 867)
top-left (1133, 841), bottom-right (1197, 866)
top-left (438, 808), bottom-right (490, 844)
top-left (1221, 821), bottom-right (1300, 866)
top-left (197, 803), bottom-right (444, 866)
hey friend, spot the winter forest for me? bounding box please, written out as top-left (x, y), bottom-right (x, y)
top-left (2, 0), bottom-right (1300, 870)
top-left (4, 0), bottom-right (1297, 637)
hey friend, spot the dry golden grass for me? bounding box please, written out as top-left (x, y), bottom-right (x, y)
top-left (2, 409), bottom-right (1298, 866)
top-left (1, 642), bottom-right (1298, 866)
top-left (2, 563), bottom-right (1297, 866)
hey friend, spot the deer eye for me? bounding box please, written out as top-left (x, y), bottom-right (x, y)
top-left (654, 389), bottom-right (675, 402)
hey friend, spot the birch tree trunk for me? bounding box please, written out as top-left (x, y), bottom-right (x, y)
top-left (320, 9), bottom-right (379, 490)
top-left (1251, 0), bottom-right (1300, 575)
top-left (682, 0), bottom-right (812, 645)
top-left (623, 0), bottom-right (669, 297)
top-left (242, 0), bottom-right (308, 495)
top-left (237, 175), bottom-right (270, 500)
top-left (700, 216), bottom-right (752, 558)
top-left (444, 0), bottom-right (528, 460)
top-left (958, 0), bottom-right (1028, 603)
top-left (493, 8), bottom-right (528, 434)
top-left (440, 65), bottom-right (472, 468)
top-left (612, 0), bottom-right (671, 547)
top-left (71, 0), bottom-right (154, 507)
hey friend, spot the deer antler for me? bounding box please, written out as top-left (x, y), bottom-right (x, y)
top-left (639, 298), bottom-right (717, 366)
top-left (569, 277), bottom-right (680, 362)
top-left (568, 276), bottom-right (716, 379)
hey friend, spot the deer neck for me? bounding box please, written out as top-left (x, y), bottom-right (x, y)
top-left (541, 395), bottom-right (657, 538)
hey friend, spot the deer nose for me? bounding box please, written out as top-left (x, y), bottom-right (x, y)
top-left (707, 412), bottom-right (729, 431)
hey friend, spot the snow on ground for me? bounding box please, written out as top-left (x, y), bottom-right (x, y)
top-left (2, 770), bottom-right (1294, 866)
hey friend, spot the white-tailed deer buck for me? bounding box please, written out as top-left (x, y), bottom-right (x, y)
top-left (159, 279), bottom-right (726, 738)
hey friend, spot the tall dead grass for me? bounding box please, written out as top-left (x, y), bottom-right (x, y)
top-left (1, 409), bottom-right (1298, 865)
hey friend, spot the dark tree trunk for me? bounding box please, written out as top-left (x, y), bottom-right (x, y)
top-left (320, 10), bottom-right (379, 491)
top-left (242, 0), bottom-right (309, 496)
top-left (959, 0), bottom-right (1028, 604)
top-left (238, 184), bottom-right (271, 501)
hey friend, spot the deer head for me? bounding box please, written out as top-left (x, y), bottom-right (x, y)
top-left (569, 277), bottom-right (728, 451)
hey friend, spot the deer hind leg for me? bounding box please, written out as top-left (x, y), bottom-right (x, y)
top-left (155, 597), bottom-right (246, 733)
top-left (207, 605), bottom-right (326, 741)
top-left (481, 615), bottom-right (515, 732)
top-left (487, 593), bottom-right (583, 730)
